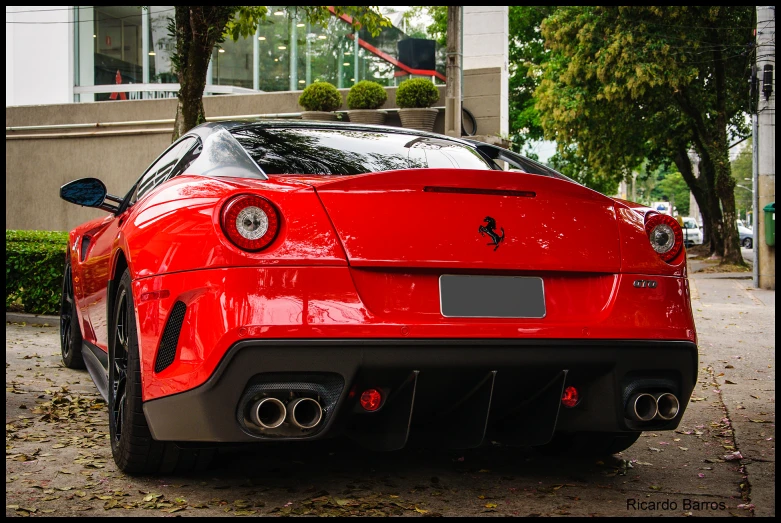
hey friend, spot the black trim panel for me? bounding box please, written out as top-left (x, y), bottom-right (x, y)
top-left (142, 339), bottom-right (698, 446)
top-left (82, 340), bottom-right (108, 401)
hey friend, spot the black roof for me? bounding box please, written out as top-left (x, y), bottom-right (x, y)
top-left (187, 119), bottom-right (475, 147)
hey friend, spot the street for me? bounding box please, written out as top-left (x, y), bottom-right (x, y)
top-left (5, 271), bottom-right (774, 517)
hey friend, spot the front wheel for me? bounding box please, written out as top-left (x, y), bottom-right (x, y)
top-left (108, 269), bottom-right (213, 474)
top-left (534, 431), bottom-right (641, 457)
top-left (60, 258), bottom-right (85, 369)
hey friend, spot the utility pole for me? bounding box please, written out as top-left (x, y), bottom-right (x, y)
top-left (444, 6), bottom-right (462, 138)
top-left (756, 6), bottom-right (775, 289)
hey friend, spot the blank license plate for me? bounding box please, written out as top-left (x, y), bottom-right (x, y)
top-left (439, 275), bottom-right (546, 318)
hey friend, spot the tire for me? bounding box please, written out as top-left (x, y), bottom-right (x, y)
top-left (109, 269), bottom-right (214, 474)
top-left (60, 258), bottom-right (85, 369)
top-left (535, 431), bottom-right (641, 457)
top-left (461, 106), bottom-right (477, 136)
top-left (742, 237), bottom-right (752, 249)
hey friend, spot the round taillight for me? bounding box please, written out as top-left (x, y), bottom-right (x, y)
top-left (221, 194), bottom-right (280, 251)
top-left (561, 386), bottom-right (580, 408)
top-left (359, 389), bottom-right (382, 412)
top-left (644, 213), bottom-right (683, 263)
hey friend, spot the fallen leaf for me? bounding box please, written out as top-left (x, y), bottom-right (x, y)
top-left (415, 506), bottom-right (429, 514)
top-left (649, 485), bottom-right (662, 491)
top-left (485, 503), bottom-right (497, 508)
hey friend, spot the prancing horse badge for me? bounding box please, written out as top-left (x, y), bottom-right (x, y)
top-left (478, 216), bottom-right (505, 251)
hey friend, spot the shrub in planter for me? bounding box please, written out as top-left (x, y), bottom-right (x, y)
top-left (298, 82), bottom-right (343, 121)
top-left (6, 230), bottom-right (68, 315)
top-left (347, 80), bottom-right (388, 125)
top-left (395, 78), bottom-right (441, 132)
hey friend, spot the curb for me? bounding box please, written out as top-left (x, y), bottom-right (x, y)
top-left (6, 312), bottom-right (58, 325)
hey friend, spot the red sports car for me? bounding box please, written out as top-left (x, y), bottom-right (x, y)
top-left (59, 121), bottom-right (697, 474)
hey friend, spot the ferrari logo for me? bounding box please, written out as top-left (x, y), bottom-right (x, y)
top-left (478, 216), bottom-right (505, 251)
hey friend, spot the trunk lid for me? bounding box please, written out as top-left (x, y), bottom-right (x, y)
top-left (313, 169), bottom-right (620, 272)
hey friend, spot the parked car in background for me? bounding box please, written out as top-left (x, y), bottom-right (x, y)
top-left (737, 222), bottom-right (753, 248)
top-left (652, 201), bottom-right (672, 216)
top-left (681, 217), bottom-right (702, 247)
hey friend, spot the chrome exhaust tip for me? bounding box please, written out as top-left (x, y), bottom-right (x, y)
top-left (655, 392), bottom-right (680, 421)
top-left (288, 397), bottom-right (323, 429)
top-left (626, 393), bottom-right (658, 422)
top-left (250, 397), bottom-right (286, 429)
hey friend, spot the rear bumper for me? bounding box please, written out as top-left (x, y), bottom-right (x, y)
top-left (143, 339), bottom-right (698, 449)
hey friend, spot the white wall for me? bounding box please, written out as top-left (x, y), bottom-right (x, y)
top-left (463, 6), bottom-right (509, 135)
top-left (6, 6), bottom-right (73, 107)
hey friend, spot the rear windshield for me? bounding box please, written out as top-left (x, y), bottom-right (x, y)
top-left (230, 126), bottom-right (493, 175)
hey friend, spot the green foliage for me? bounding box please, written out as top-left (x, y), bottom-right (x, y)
top-left (507, 6), bottom-right (556, 154)
top-left (395, 78), bottom-right (439, 109)
top-left (6, 230), bottom-right (68, 315)
top-left (731, 139), bottom-right (753, 219)
top-left (347, 80), bottom-right (388, 109)
top-left (299, 81), bottom-right (343, 112)
top-left (651, 171), bottom-right (691, 216)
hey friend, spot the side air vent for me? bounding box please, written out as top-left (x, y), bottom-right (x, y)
top-left (154, 301), bottom-right (187, 373)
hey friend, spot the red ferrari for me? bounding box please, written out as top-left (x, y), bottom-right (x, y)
top-left (59, 121), bottom-right (697, 474)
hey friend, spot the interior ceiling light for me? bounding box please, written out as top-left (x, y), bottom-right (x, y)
top-left (92, 34), bottom-right (96, 38)
top-left (278, 45), bottom-right (287, 50)
top-left (343, 62), bottom-right (350, 66)
top-left (274, 58), bottom-right (279, 62)
top-left (258, 36), bottom-right (266, 41)
top-left (317, 35), bottom-right (327, 39)
top-left (274, 11), bottom-right (284, 16)
top-left (148, 51), bottom-right (155, 56)
top-left (296, 23), bottom-right (305, 27)
top-left (299, 80), bottom-right (305, 83)
top-left (218, 48), bottom-right (225, 53)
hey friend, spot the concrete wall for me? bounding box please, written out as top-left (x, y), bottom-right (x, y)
top-left (6, 6), bottom-right (73, 107)
top-left (463, 6), bottom-right (509, 136)
top-left (6, 86), bottom-right (448, 231)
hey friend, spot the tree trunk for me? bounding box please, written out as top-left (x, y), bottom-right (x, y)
top-left (697, 153), bottom-right (725, 257)
top-left (171, 7), bottom-right (234, 142)
top-left (673, 146), bottom-right (712, 250)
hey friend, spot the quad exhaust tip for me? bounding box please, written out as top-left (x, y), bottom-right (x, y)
top-left (655, 392), bottom-right (680, 421)
top-left (250, 397), bottom-right (286, 429)
top-left (626, 393), bottom-right (658, 422)
top-left (288, 397), bottom-right (323, 429)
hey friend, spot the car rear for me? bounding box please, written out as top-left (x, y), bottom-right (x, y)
top-left (136, 123), bottom-right (697, 452)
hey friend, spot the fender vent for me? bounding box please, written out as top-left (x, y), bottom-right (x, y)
top-left (154, 301), bottom-right (186, 373)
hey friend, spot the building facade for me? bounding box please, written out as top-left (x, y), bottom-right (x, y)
top-left (6, 6), bottom-right (445, 107)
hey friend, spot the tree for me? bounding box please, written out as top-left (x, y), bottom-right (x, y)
top-left (170, 6), bottom-right (390, 140)
top-left (535, 6), bottom-right (754, 265)
top-left (730, 139), bottom-right (753, 222)
top-left (507, 7), bottom-right (556, 154)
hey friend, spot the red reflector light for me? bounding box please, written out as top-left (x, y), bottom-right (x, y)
top-left (138, 290), bottom-right (170, 302)
top-left (359, 389), bottom-right (382, 411)
top-left (561, 386), bottom-right (579, 408)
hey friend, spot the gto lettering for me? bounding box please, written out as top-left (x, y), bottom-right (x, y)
top-left (633, 279), bottom-right (658, 288)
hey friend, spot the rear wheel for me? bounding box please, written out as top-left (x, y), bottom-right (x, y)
top-left (742, 237), bottom-right (753, 249)
top-left (109, 269), bottom-right (213, 474)
top-left (60, 258), bottom-right (85, 369)
top-left (535, 431), bottom-right (641, 457)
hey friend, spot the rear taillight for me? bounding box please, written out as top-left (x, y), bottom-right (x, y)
top-left (644, 213), bottom-right (683, 263)
top-left (221, 194), bottom-right (280, 251)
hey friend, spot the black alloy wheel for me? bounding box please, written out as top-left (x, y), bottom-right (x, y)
top-left (110, 286), bottom-right (130, 447)
top-left (108, 269), bottom-right (214, 474)
top-left (742, 237), bottom-right (753, 249)
top-left (60, 259), bottom-right (85, 369)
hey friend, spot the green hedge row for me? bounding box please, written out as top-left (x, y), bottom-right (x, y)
top-left (6, 230), bottom-right (69, 315)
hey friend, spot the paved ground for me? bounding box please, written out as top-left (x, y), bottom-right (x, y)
top-left (6, 266), bottom-right (774, 517)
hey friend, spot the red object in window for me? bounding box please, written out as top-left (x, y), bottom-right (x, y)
top-left (109, 70), bottom-right (127, 101)
top-left (561, 386), bottom-right (580, 408)
top-left (360, 389), bottom-right (382, 411)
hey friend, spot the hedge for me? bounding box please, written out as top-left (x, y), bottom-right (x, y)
top-left (6, 230), bottom-right (69, 315)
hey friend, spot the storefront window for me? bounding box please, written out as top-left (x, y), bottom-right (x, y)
top-left (74, 6), bottom-right (444, 101)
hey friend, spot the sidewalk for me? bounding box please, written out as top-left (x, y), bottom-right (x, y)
top-left (688, 270), bottom-right (775, 516)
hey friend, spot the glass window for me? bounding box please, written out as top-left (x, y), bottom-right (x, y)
top-left (133, 136), bottom-right (197, 202)
top-left (230, 127), bottom-right (492, 176)
top-left (148, 6), bottom-right (176, 84)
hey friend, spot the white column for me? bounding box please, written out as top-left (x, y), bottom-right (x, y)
top-left (462, 6), bottom-right (509, 136)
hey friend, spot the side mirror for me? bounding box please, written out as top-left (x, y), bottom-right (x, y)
top-left (60, 178), bottom-right (122, 213)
